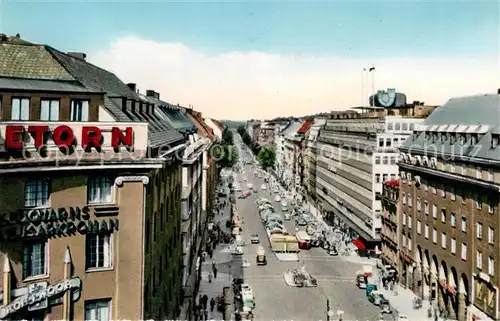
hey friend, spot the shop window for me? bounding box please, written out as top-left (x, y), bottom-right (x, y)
top-left (88, 176), bottom-right (114, 204)
top-left (25, 179), bottom-right (50, 208)
top-left (86, 234), bottom-right (112, 270)
top-left (85, 299), bottom-right (112, 321)
top-left (23, 240), bottom-right (48, 279)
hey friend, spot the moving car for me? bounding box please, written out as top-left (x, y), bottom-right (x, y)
top-left (284, 213), bottom-right (291, 220)
top-left (256, 246), bottom-right (267, 265)
top-left (274, 195), bottom-right (281, 202)
top-left (261, 184), bottom-right (267, 190)
top-left (250, 234), bottom-right (260, 244)
top-left (232, 245), bottom-right (244, 255)
top-left (295, 217), bottom-right (307, 226)
top-left (247, 183), bottom-right (253, 189)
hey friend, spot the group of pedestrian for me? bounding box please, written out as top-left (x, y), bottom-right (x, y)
top-left (196, 294), bottom-right (216, 320)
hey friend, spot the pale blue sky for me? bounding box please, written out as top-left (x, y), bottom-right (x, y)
top-left (1, 1), bottom-right (498, 57)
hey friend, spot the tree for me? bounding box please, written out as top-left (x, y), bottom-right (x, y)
top-left (242, 132), bottom-right (252, 146)
top-left (222, 127), bottom-right (234, 145)
top-left (237, 125), bottom-right (246, 136)
top-left (213, 144), bottom-right (238, 168)
top-left (257, 147), bottom-right (276, 169)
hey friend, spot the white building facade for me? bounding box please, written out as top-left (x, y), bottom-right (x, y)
top-left (315, 115), bottom-right (423, 243)
top-left (204, 118), bottom-right (222, 141)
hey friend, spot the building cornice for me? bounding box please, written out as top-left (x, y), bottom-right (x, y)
top-left (115, 176), bottom-right (150, 186)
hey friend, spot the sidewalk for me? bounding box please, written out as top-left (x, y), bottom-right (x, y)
top-left (197, 192), bottom-right (234, 320)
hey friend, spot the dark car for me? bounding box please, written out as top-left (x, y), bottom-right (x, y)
top-left (295, 218), bottom-right (307, 226)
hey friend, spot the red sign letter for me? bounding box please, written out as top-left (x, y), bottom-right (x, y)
top-left (111, 127), bottom-right (133, 149)
top-left (5, 125), bottom-right (25, 149)
top-left (81, 126), bottom-right (103, 151)
top-left (28, 125), bottom-right (49, 149)
top-left (52, 125), bottom-right (75, 148)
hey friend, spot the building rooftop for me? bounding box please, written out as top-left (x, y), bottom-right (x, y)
top-left (297, 120), bottom-right (313, 134)
top-left (401, 93), bottom-right (500, 162)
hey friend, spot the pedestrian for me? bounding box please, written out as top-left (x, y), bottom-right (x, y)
top-left (208, 271), bottom-right (213, 283)
top-left (202, 294), bottom-right (208, 309)
top-left (210, 298), bottom-right (215, 312)
top-left (203, 309), bottom-right (208, 320)
top-left (213, 266), bottom-right (218, 279)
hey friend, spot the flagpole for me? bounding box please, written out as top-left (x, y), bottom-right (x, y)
top-left (361, 68), bottom-right (365, 107)
top-left (371, 65), bottom-right (376, 106)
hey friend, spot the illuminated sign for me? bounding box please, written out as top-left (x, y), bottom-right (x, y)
top-left (4, 125), bottom-right (133, 152)
top-left (0, 206), bottom-right (119, 240)
top-left (377, 88), bottom-right (396, 107)
top-left (0, 277), bottom-right (82, 319)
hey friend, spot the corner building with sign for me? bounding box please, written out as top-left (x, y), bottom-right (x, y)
top-left (0, 35), bottom-right (192, 321)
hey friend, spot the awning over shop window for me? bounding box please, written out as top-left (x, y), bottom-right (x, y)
top-left (352, 238), bottom-right (366, 250)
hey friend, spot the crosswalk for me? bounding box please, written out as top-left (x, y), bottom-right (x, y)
top-left (242, 274), bottom-right (355, 282)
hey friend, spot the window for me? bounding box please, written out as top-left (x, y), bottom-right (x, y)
top-left (85, 299), bottom-right (111, 321)
top-left (407, 194), bottom-right (412, 207)
top-left (386, 139), bottom-right (392, 147)
top-left (375, 156), bottom-right (381, 164)
top-left (488, 198), bottom-right (494, 213)
top-left (476, 222), bottom-right (483, 239)
top-left (382, 174), bottom-right (388, 182)
top-left (441, 232), bottom-right (447, 249)
top-left (11, 97), bottom-right (30, 120)
top-left (378, 139), bottom-right (384, 147)
top-left (488, 257), bottom-right (494, 276)
top-left (476, 251), bottom-right (483, 269)
top-left (432, 205), bottom-right (437, 219)
top-left (417, 220), bottom-right (422, 234)
top-left (424, 201), bottom-right (429, 214)
top-left (424, 224), bottom-right (429, 239)
top-left (476, 194), bottom-right (482, 209)
top-left (432, 228), bottom-right (437, 243)
top-left (375, 174), bottom-right (381, 183)
top-left (461, 243), bottom-right (467, 260)
top-left (86, 234), bottom-right (112, 269)
top-left (402, 192), bottom-right (406, 204)
top-left (450, 187), bottom-right (456, 201)
top-left (88, 177), bottom-right (113, 204)
top-left (408, 215), bottom-right (412, 229)
top-left (25, 179), bottom-right (50, 208)
top-left (488, 169), bottom-right (494, 181)
top-left (488, 227), bottom-right (494, 244)
top-left (461, 217), bottom-right (467, 232)
top-left (382, 156), bottom-right (388, 165)
top-left (23, 240), bottom-right (48, 278)
top-left (390, 156), bottom-right (396, 164)
top-left (476, 167), bottom-right (482, 179)
top-left (441, 209), bottom-right (446, 223)
top-left (408, 236), bottom-right (412, 250)
top-left (451, 212), bottom-right (456, 227)
top-left (40, 99), bottom-right (60, 121)
top-left (451, 238), bottom-right (456, 254)
top-left (440, 185), bottom-right (446, 198)
top-left (417, 198), bottom-right (421, 211)
top-left (70, 99), bottom-right (89, 121)
top-left (402, 213), bottom-right (406, 226)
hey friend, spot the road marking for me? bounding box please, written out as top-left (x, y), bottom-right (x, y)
top-left (243, 274), bottom-right (355, 280)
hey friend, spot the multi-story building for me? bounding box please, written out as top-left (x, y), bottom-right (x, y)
top-left (0, 36), bottom-right (188, 320)
top-left (286, 120), bottom-right (313, 200)
top-left (258, 121), bottom-right (276, 147)
top-left (248, 121), bottom-right (261, 147)
top-left (282, 122), bottom-right (303, 191)
top-left (204, 118), bottom-right (224, 142)
top-left (380, 179), bottom-right (400, 270)
top-left (315, 107), bottom-right (429, 248)
top-left (274, 120), bottom-right (300, 183)
top-left (304, 118), bottom-right (326, 201)
top-left (398, 92), bottom-right (500, 321)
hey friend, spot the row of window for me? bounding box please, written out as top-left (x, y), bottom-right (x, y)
top-left (377, 137), bottom-right (406, 148)
top-left (24, 234), bottom-right (112, 279)
top-left (375, 155), bottom-right (398, 165)
top-left (10, 97), bottom-right (89, 121)
top-left (403, 211), bottom-right (495, 244)
top-left (421, 131), bottom-right (498, 149)
top-left (375, 173), bottom-right (397, 184)
top-left (402, 162), bottom-right (495, 185)
top-left (387, 122), bottom-right (416, 132)
top-left (25, 176), bottom-right (113, 208)
top-left (401, 230), bottom-right (495, 276)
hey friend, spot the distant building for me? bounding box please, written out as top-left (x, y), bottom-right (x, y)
top-left (304, 118), bottom-right (327, 201)
top-left (380, 179), bottom-right (400, 270)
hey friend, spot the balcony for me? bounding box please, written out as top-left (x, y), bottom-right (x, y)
top-left (0, 121), bottom-right (149, 164)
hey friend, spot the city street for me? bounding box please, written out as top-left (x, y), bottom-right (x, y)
top-left (233, 143), bottom-right (382, 321)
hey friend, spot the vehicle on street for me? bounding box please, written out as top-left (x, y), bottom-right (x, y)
top-left (397, 316), bottom-right (409, 321)
top-left (256, 246), bottom-right (267, 265)
top-left (274, 195), bottom-right (281, 202)
top-left (296, 230), bottom-right (312, 249)
top-left (280, 201), bottom-right (288, 211)
top-left (261, 184), bottom-right (267, 190)
top-left (284, 213), bottom-right (291, 220)
top-left (328, 247), bottom-right (339, 256)
top-left (242, 259), bottom-right (250, 268)
top-left (250, 234), bottom-right (260, 244)
top-left (247, 183), bottom-right (253, 189)
top-left (232, 245), bottom-right (244, 255)
top-left (367, 290), bottom-right (389, 306)
top-left (295, 217), bottom-right (307, 226)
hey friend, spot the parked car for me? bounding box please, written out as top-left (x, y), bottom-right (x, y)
top-left (250, 234), bottom-right (260, 244)
top-left (295, 218), bottom-right (307, 226)
top-left (261, 184), bottom-right (267, 190)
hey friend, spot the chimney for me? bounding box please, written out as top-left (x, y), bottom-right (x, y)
top-left (146, 90), bottom-right (156, 98)
top-left (67, 52), bottom-right (87, 61)
top-left (0, 34), bottom-right (7, 41)
top-left (127, 83), bottom-right (137, 92)
top-left (497, 89), bottom-right (500, 95)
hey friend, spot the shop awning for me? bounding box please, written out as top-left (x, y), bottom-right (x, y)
top-left (352, 238), bottom-right (367, 250)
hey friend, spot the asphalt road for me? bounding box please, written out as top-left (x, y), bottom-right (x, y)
top-left (233, 144), bottom-right (382, 321)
